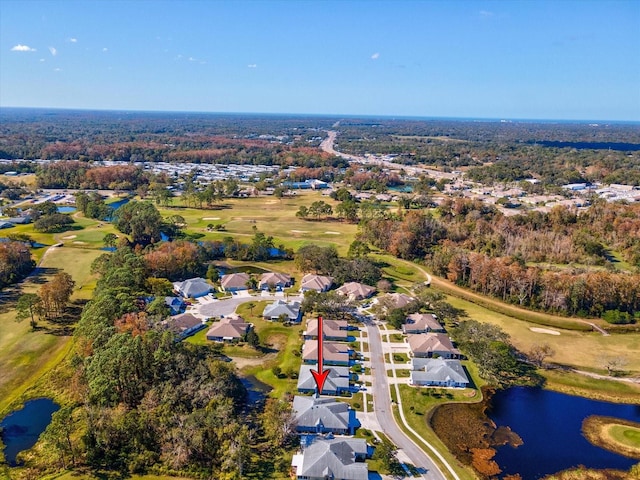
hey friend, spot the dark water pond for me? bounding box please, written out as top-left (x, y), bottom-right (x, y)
top-left (240, 375), bottom-right (272, 409)
top-left (0, 398), bottom-right (60, 466)
top-left (108, 198), bottom-right (130, 210)
top-left (489, 387), bottom-right (640, 479)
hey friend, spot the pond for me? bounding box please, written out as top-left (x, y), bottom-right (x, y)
top-left (488, 387), bottom-right (640, 479)
top-left (56, 205), bottom-right (76, 213)
top-left (240, 375), bottom-right (272, 410)
top-left (0, 398), bottom-right (60, 466)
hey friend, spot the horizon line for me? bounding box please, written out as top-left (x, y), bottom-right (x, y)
top-left (1, 105), bottom-right (639, 125)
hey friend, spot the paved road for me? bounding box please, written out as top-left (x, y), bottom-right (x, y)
top-left (320, 130), bottom-right (457, 180)
top-left (366, 321), bottom-right (446, 480)
top-left (197, 292), bottom-right (302, 318)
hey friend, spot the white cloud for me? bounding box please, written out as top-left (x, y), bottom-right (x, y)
top-left (39, 58), bottom-right (45, 62)
top-left (69, 37), bottom-right (77, 43)
top-left (53, 67), bottom-right (62, 72)
top-left (48, 46), bottom-right (57, 56)
top-left (247, 64), bottom-right (257, 68)
top-left (11, 44), bottom-right (36, 52)
top-left (102, 47), bottom-right (108, 52)
top-left (188, 56), bottom-right (196, 61)
top-left (479, 10), bottom-right (494, 18)
top-left (371, 52), bottom-right (380, 60)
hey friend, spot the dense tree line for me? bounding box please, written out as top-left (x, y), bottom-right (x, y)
top-left (294, 244), bottom-right (382, 285)
top-left (0, 240), bottom-right (34, 289)
top-left (36, 162), bottom-right (149, 190)
top-left (358, 199), bottom-right (640, 320)
top-left (30, 246), bottom-right (253, 477)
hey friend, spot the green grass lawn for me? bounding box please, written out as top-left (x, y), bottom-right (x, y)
top-left (158, 191), bottom-right (358, 255)
top-left (610, 424), bottom-right (640, 449)
top-left (393, 386), bottom-right (478, 480)
top-left (445, 294), bottom-right (640, 375)
top-left (0, 246), bottom-right (102, 417)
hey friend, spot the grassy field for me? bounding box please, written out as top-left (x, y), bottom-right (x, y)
top-left (158, 191), bottom-right (358, 255)
top-left (445, 294), bottom-right (640, 376)
top-left (0, 246), bottom-right (102, 417)
top-left (394, 385), bottom-right (479, 480)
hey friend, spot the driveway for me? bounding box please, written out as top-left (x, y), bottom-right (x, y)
top-left (197, 292), bottom-right (302, 318)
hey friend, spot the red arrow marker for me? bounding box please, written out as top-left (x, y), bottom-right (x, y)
top-left (310, 315), bottom-right (331, 395)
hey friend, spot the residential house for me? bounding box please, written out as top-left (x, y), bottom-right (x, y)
top-left (297, 365), bottom-right (350, 395)
top-left (164, 296), bottom-right (186, 315)
top-left (383, 292), bottom-right (415, 309)
top-left (0, 221), bottom-right (13, 229)
top-left (258, 272), bottom-right (292, 291)
top-left (263, 300), bottom-right (302, 322)
top-left (7, 216), bottom-right (31, 224)
top-left (302, 340), bottom-right (351, 366)
top-left (299, 274), bottom-right (333, 293)
top-left (290, 437), bottom-right (369, 480)
top-left (220, 272), bottom-right (250, 292)
top-left (292, 396), bottom-right (360, 435)
top-left (402, 313), bottom-right (444, 334)
top-left (410, 357), bottom-right (470, 388)
top-left (173, 277), bottom-right (212, 299)
top-left (335, 282), bottom-right (376, 301)
top-left (164, 313), bottom-right (205, 339)
top-left (408, 333), bottom-right (461, 359)
top-left (303, 318), bottom-right (349, 342)
top-left (206, 315), bottom-right (250, 342)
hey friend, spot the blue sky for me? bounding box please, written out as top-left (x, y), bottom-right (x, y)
top-left (1, 0), bottom-right (639, 121)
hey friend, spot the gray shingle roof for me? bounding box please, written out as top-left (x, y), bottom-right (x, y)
top-left (410, 358), bottom-right (469, 386)
top-left (294, 437), bottom-right (368, 480)
top-left (293, 396), bottom-right (354, 432)
top-left (263, 300), bottom-right (301, 320)
top-left (297, 365), bottom-right (350, 393)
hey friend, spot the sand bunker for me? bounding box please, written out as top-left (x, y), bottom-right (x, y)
top-left (290, 230), bottom-right (309, 234)
top-left (203, 217), bottom-right (221, 220)
top-left (530, 327), bottom-right (561, 336)
top-left (62, 235), bottom-right (77, 239)
top-left (72, 240), bottom-right (88, 245)
top-left (325, 231), bottom-right (341, 235)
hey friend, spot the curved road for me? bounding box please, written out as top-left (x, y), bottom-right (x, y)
top-left (366, 321), bottom-right (447, 480)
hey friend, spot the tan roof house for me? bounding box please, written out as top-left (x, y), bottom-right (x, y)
top-left (220, 272), bottom-right (250, 292)
top-left (303, 318), bottom-right (349, 341)
top-left (385, 292), bottom-right (415, 309)
top-left (300, 273), bottom-right (333, 292)
top-left (258, 272), bottom-right (292, 291)
top-left (164, 313), bottom-right (205, 339)
top-left (402, 313), bottom-right (443, 334)
top-left (408, 333), bottom-right (461, 359)
top-left (335, 282), bottom-right (376, 300)
top-left (206, 315), bottom-right (250, 342)
top-left (302, 339), bottom-right (351, 366)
